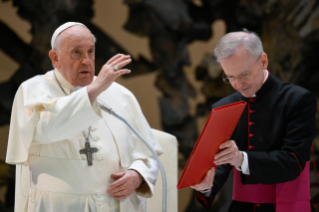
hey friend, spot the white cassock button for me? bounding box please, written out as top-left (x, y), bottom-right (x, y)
top-left (96, 192), bottom-right (101, 197)
top-left (93, 137), bottom-right (98, 141)
top-left (98, 202), bottom-right (103, 206)
top-left (98, 158), bottom-right (102, 161)
top-left (91, 128), bottom-right (96, 132)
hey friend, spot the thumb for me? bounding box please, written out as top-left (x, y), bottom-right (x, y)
top-left (211, 167), bottom-right (216, 176)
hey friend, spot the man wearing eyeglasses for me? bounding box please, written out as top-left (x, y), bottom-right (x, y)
top-left (192, 30), bottom-right (316, 212)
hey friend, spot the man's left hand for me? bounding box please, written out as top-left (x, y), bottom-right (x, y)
top-left (214, 140), bottom-right (243, 167)
top-left (107, 170), bottom-right (143, 200)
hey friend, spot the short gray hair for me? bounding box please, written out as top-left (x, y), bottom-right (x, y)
top-left (214, 29), bottom-right (264, 62)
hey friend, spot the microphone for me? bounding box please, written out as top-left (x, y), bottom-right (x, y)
top-left (97, 99), bottom-right (112, 113)
top-left (97, 100), bottom-right (167, 212)
top-left (74, 87), bottom-right (112, 114)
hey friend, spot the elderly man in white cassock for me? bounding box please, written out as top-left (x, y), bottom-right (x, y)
top-left (5, 22), bottom-right (163, 212)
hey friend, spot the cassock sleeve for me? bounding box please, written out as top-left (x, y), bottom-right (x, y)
top-left (34, 87), bottom-right (102, 143)
top-left (6, 78), bottom-right (102, 165)
top-left (243, 92), bottom-right (317, 184)
top-left (128, 157), bottom-right (158, 198)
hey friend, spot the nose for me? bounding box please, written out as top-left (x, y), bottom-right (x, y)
top-left (232, 79), bottom-right (244, 90)
top-left (82, 53), bottom-right (92, 65)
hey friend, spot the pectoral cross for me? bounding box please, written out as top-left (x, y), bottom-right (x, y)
top-left (80, 142), bottom-right (98, 166)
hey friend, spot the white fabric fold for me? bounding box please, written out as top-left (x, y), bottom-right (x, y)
top-left (7, 69), bottom-right (163, 212)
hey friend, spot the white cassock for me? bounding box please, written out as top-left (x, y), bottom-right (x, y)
top-left (6, 69), bottom-right (163, 212)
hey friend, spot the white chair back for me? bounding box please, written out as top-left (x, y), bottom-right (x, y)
top-left (148, 129), bottom-right (178, 212)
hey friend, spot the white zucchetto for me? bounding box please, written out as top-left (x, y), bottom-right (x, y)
top-left (51, 22), bottom-right (86, 49)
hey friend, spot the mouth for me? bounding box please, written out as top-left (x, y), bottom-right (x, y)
top-left (79, 70), bottom-right (91, 75)
top-left (240, 87), bottom-right (250, 92)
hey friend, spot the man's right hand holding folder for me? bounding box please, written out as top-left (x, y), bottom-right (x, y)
top-left (191, 140), bottom-right (244, 191)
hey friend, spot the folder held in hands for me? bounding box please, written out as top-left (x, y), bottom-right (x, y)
top-left (177, 101), bottom-right (247, 189)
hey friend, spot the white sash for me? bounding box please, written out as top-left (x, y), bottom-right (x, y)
top-left (29, 155), bottom-right (124, 195)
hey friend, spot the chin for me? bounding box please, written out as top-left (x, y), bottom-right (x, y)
top-left (239, 90), bottom-right (254, 98)
top-left (78, 79), bottom-right (93, 87)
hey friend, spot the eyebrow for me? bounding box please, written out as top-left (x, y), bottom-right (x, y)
top-left (226, 70), bottom-right (250, 77)
top-left (72, 45), bottom-right (95, 49)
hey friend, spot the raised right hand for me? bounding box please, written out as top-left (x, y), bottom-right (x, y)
top-left (190, 167), bottom-right (215, 191)
top-left (88, 54), bottom-right (131, 102)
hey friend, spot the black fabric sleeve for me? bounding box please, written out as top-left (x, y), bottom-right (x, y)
top-left (243, 92), bottom-right (317, 184)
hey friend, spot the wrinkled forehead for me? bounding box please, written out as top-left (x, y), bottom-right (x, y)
top-left (221, 48), bottom-right (258, 75)
top-left (58, 26), bottom-right (95, 48)
top-left (51, 23), bottom-right (86, 48)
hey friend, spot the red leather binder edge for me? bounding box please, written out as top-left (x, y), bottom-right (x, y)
top-left (177, 100), bottom-right (247, 189)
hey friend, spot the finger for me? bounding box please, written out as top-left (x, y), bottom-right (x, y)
top-left (214, 147), bottom-right (233, 160)
top-left (216, 151), bottom-right (237, 161)
top-left (111, 171), bottom-right (125, 179)
top-left (111, 69), bottom-right (131, 80)
top-left (107, 182), bottom-right (127, 194)
top-left (118, 59), bottom-right (132, 70)
top-left (190, 167), bottom-right (215, 190)
top-left (194, 171), bottom-right (212, 190)
top-left (106, 54), bottom-right (125, 65)
top-left (219, 140), bottom-right (234, 149)
top-left (114, 193), bottom-right (130, 201)
top-left (202, 169), bottom-right (213, 184)
top-left (110, 55), bottom-right (131, 67)
top-left (215, 152), bottom-right (237, 165)
top-left (196, 167), bottom-right (216, 190)
top-left (108, 187), bottom-right (128, 196)
top-left (190, 184), bottom-right (201, 190)
top-left (108, 176), bottom-right (127, 190)
top-left (114, 68), bottom-right (131, 77)
top-left (211, 167), bottom-right (215, 174)
top-left (209, 167), bottom-right (215, 176)
top-left (114, 195), bottom-right (125, 201)
top-left (109, 178), bottom-right (126, 190)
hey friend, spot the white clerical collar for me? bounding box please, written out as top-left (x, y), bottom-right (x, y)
top-left (250, 70), bottom-right (269, 98)
top-left (54, 68), bottom-right (75, 94)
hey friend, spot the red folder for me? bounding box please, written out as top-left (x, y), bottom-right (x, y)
top-left (177, 101), bottom-right (247, 189)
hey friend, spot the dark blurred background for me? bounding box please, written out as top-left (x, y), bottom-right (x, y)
top-left (1, 0), bottom-right (319, 211)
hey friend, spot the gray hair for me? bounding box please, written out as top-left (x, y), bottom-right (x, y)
top-left (214, 29), bottom-right (264, 62)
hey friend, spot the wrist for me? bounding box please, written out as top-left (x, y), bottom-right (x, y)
top-left (238, 151), bottom-right (244, 167)
top-left (199, 188), bottom-right (211, 193)
top-left (87, 83), bottom-right (101, 103)
top-left (137, 172), bottom-right (144, 186)
top-left (130, 169), bottom-right (144, 188)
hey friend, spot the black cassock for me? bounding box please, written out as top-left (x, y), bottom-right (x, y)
top-left (196, 73), bottom-right (317, 212)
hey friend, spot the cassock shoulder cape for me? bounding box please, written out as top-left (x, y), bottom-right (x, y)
top-left (6, 70), bottom-right (163, 166)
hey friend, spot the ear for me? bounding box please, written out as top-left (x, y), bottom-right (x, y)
top-left (261, 53), bottom-right (268, 70)
top-left (49, 50), bottom-right (60, 69)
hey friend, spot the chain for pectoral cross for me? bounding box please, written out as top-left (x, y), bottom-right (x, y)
top-left (80, 127), bottom-right (98, 166)
top-left (54, 70), bottom-right (98, 166)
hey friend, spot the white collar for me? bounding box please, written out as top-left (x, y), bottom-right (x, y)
top-left (54, 68), bottom-right (75, 95)
top-left (250, 70), bottom-right (269, 98)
